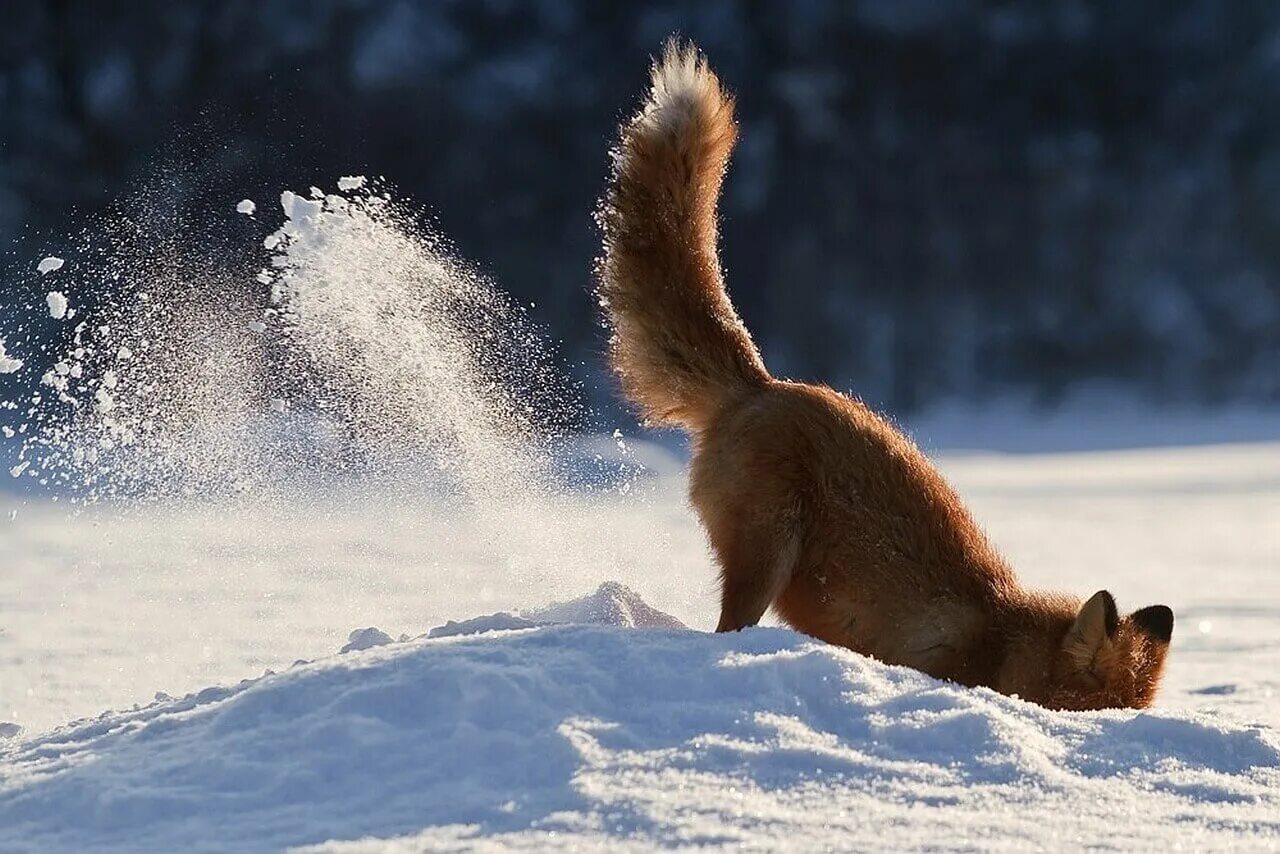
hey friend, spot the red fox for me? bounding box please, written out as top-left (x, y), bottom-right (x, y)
top-left (597, 41), bottom-right (1173, 710)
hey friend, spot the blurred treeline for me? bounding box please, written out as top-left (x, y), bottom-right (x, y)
top-left (2, 1), bottom-right (1279, 412)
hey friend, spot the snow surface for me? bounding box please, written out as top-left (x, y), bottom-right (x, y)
top-left (1, 435), bottom-right (1278, 849)
top-left (1, 587), bottom-right (1276, 850)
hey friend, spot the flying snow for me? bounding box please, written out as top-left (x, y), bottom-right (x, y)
top-left (46, 291), bottom-right (68, 320)
top-left (0, 339), bottom-right (21, 373)
top-left (0, 178), bottom-right (586, 514)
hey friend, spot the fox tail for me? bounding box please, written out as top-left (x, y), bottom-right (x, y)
top-left (596, 40), bottom-right (769, 433)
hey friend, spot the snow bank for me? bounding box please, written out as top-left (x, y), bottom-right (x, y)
top-left (1, 596), bottom-right (1276, 851)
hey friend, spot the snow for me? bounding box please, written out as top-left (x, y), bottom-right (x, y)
top-left (37, 256), bottom-right (64, 275)
top-left (0, 339), bottom-right (21, 373)
top-left (0, 433), bottom-right (1277, 849)
top-left (45, 290), bottom-right (68, 319)
top-left (1, 595), bottom-right (1276, 850)
top-left (236, 198), bottom-right (256, 215)
top-left (1, 180), bottom-right (1276, 848)
top-left (337, 175), bottom-right (367, 191)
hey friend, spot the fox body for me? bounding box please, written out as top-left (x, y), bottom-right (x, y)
top-left (597, 42), bottom-right (1173, 710)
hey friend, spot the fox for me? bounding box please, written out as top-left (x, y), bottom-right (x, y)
top-left (596, 41), bottom-right (1174, 711)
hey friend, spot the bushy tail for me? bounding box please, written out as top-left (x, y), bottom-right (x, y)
top-left (597, 40), bottom-right (769, 432)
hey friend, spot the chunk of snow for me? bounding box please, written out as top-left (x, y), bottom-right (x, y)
top-left (339, 627), bottom-right (394, 654)
top-left (0, 340), bottom-right (21, 374)
top-left (37, 256), bottom-right (64, 275)
top-left (269, 398), bottom-right (286, 414)
top-left (46, 291), bottom-right (68, 320)
top-left (9, 461), bottom-right (29, 478)
top-left (94, 388), bottom-right (114, 413)
top-left (338, 175), bottom-right (367, 191)
top-left (427, 612), bottom-right (538, 639)
top-left (0, 722), bottom-right (21, 739)
top-left (235, 199), bottom-right (256, 216)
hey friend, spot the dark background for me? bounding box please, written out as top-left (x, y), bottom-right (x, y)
top-left (3, 0), bottom-right (1279, 416)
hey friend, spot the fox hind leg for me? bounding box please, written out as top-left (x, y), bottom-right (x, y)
top-left (713, 526), bottom-right (801, 632)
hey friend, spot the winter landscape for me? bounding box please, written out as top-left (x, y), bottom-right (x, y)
top-left (3, 4), bottom-right (1280, 850)
top-left (0, 178), bottom-right (1275, 850)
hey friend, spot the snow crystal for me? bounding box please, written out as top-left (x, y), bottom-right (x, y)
top-left (46, 292), bottom-right (69, 319)
top-left (235, 199), bottom-right (256, 216)
top-left (37, 256), bottom-right (64, 275)
top-left (337, 175), bottom-right (367, 191)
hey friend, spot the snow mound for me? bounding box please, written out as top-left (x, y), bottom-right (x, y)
top-left (427, 582), bottom-right (685, 639)
top-left (2, 620), bottom-right (1277, 850)
top-left (526, 580), bottom-right (686, 629)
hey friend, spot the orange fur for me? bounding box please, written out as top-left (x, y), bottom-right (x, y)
top-left (597, 41), bottom-right (1173, 711)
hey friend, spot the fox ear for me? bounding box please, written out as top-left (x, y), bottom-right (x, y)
top-left (1131, 605), bottom-right (1174, 643)
top-left (1064, 590), bottom-right (1118, 666)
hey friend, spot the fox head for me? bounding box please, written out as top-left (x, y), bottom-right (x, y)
top-left (1039, 590), bottom-right (1174, 711)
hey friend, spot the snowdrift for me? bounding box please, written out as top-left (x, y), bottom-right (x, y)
top-left (2, 586), bottom-right (1277, 851)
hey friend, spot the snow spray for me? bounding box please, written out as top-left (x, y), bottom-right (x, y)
top-left (0, 179), bottom-right (643, 585)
